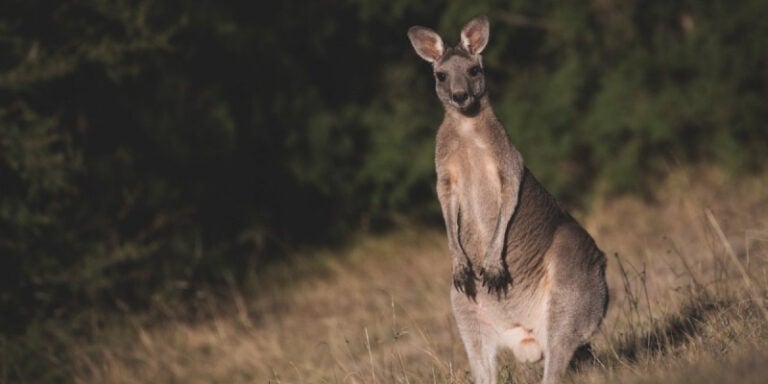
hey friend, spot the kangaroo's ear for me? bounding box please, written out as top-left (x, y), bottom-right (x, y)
top-left (408, 26), bottom-right (444, 63)
top-left (460, 15), bottom-right (489, 55)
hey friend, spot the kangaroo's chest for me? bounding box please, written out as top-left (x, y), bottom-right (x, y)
top-left (451, 119), bottom-right (500, 184)
top-left (458, 146), bottom-right (499, 205)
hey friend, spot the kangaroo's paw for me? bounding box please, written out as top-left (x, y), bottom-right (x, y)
top-left (480, 263), bottom-right (512, 298)
top-left (452, 263), bottom-right (477, 300)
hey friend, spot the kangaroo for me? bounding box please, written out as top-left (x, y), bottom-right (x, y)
top-left (408, 15), bottom-right (608, 384)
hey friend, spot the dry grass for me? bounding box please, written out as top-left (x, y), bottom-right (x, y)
top-left (68, 167), bottom-right (768, 383)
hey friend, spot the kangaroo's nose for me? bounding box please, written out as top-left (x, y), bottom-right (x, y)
top-left (452, 92), bottom-right (468, 103)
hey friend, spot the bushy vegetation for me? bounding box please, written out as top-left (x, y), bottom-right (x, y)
top-left (1, 1), bottom-right (767, 370)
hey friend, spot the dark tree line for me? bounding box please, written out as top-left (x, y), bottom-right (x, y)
top-left (1, 0), bottom-right (767, 333)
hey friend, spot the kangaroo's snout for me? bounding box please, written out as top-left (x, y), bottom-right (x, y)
top-left (452, 92), bottom-right (469, 103)
top-left (449, 89), bottom-right (476, 112)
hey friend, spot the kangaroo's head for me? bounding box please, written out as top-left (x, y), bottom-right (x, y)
top-left (408, 15), bottom-right (489, 115)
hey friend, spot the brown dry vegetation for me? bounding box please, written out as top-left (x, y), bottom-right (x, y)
top-left (66, 167), bottom-right (768, 383)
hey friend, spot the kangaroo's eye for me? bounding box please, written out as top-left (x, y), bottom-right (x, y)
top-left (435, 72), bottom-right (447, 82)
top-left (468, 66), bottom-right (482, 76)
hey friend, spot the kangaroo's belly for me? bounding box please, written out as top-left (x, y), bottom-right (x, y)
top-left (452, 284), bottom-right (549, 363)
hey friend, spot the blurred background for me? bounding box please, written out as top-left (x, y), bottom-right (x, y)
top-left (1, 0), bottom-right (767, 381)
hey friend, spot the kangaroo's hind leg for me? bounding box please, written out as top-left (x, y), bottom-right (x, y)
top-left (451, 291), bottom-right (499, 384)
top-left (542, 225), bottom-right (608, 384)
top-left (542, 292), bottom-right (604, 383)
top-left (542, 283), bottom-right (597, 384)
top-left (542, 321), bottom-right (582, 384)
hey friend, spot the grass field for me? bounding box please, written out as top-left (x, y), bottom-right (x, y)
top-left (24, 167), bottom-right (768, 383)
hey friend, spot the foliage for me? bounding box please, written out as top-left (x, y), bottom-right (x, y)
top-left (1, 0), bottom-right (767, 344)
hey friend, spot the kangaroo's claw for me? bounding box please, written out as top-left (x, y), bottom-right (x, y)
top-left (480, 264), bottom-right (512, 299)
top-left (452, 264), bottom-right (477, 300)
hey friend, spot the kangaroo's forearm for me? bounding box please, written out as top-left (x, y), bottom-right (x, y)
top-left (441, 192), bottom-right (466, 259)
top-left (484, 165), bottom-right (521, 261)
top-left (479, 167), bottom-right (520, 296)
top-left (437, 164), bottom-right (467, 260)
top-left (486, 189), bottom-right (517, 259)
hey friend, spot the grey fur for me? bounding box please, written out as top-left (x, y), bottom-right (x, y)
top-left (408, 15), bottom-right (608, 384)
